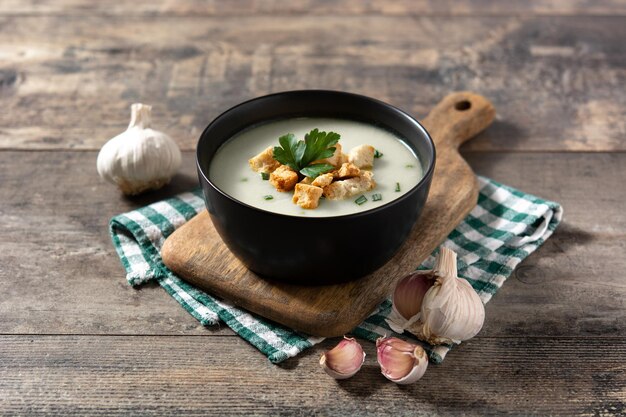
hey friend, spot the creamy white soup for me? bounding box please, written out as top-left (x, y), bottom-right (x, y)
top-left (209, 118), bottom-right (423, 217)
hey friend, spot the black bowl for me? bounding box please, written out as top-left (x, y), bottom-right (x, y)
top-left (196, 90), bottom-right (435, 284)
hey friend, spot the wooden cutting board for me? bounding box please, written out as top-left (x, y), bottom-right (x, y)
top-left (161, 91), bottom-right (495, 337)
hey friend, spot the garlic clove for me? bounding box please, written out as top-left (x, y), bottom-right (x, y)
top-left (386, 272), bottom-right (434, 333)
top-left (376, 337), bottom-right (428, 384)
top-left (393, 272), bottom-right (433, 319)
top-left (319, 336), bottom-right (365, 379)
top-left (97, 103), bottom-right (182, 195)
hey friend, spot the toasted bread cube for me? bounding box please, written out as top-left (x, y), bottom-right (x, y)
top-left (311, 172), bottom-right (334, 188)
top-left (249, 146), bottom-right (281, 173)
top-left (323, 171), bottom-right (376, 200)
top-left (313, 143), bottom-right (343, 168)
top-left (348, 144), bottom-right (375, 169)
top-left (269, 165), bottom-right (298, 192)
top-left (299, 177), bottom-right (313, 185)
top-left (292, 183), bottom-right (323, 209)
top-left (334, 162), bottom-right (361, 179)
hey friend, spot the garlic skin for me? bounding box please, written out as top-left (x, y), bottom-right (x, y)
top-left (319, 336), bottom-right (365, 379)
top-left (386, 247), bottom-right (485, 345)
top-left (97, 103), bottom-right (181, 195)
top-left (376, 337), bottom-right (428, 384)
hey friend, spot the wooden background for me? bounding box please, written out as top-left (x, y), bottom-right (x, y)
top-left (0, 1), bottom-right (624, 415)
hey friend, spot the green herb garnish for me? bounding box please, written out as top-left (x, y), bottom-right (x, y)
top-left (260, 172), bottom-right (269, 180)
top-left (241, 177), bottom-right (248, 182)
top-left (374, 149), bottom-right (383, 158)
top-left (355, 195), bottom-right (367, 205)
top-left (273, 129), bottom-right (339, 179)
top-left (395, 182), bottom-right (401, 192)
top-left (405, 164), bottom-right (414, 168)
top-left (372, 193), bottom-right (382, 201)
top-left (263, 195), bottom-right (273, 200)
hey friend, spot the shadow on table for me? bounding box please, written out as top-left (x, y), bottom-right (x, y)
top-left (335, 363), bottom-right (388, 397)
top-left (122, 172), bottom-right (200, 207)
top-left (278, 343), bottom-right (387, 397)
top-left (459, 119), bottom-right (527, 151)
top-left (514, 222), bottom-right (594, 285)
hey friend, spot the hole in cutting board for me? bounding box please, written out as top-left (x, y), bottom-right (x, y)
top-left (455, 100), bottom-right (471, 111)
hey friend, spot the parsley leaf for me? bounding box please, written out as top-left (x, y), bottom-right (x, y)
top-left (272, 129), bottom-right (340, 178)
top-left (273, 133), bottom-right (302, 172)
top-left (300, 163), bottom-right (336, 178)
top-left (301, 129), bottom-right (340, 167)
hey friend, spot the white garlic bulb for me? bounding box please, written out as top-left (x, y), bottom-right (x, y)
top-left (386, 247), bottom-right (485, 345)
top-left (97, 103), bottom-right (181, 195)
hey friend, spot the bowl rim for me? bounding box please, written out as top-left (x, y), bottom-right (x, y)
top-left (196, 89), bottom-right (436, 220)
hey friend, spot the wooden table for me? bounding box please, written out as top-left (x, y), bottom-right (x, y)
top-left (1, 1), bottom-right (624, 415)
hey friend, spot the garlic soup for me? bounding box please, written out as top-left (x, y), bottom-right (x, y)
top-left (209, 118), bottom-right (423, 217)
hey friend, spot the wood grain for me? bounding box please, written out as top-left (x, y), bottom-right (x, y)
top-left (2, 0), bottom-right (626, 16)
top-left (0, 152), bottom-right (221, 335)
top-left (0, 151), bottom-right (624, 337)
top-left (161, 92), bottom-right (494, 336)
top-left (0, 15), bottom-right (624, 151)
top-left (1, 2), bottom-right (625, 414)
top-left (0, 335), bottom-right (623, 416)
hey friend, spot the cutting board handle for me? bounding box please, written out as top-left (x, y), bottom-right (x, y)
top-left (421, 91), bottom-right (496, 149)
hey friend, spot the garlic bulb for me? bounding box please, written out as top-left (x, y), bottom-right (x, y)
top-left (319, 336), bottom-right (365, 379)
top-left (386, 247), bottom-right (485, 345)
top-left (97, 103), bottom-right (181, 195)
top-left (376, 337), bottom-right (428, 384)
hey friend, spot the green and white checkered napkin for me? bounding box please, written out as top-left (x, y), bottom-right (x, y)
top-left (109, 176), bottom-right (562, 364)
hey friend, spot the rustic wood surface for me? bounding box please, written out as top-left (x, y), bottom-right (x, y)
top-left (0, 336), bottom-right (624, 416)
top-left (161, 91), bottom-right (494, 336)
top-left (2, 1), bottom-right (626, 16)
top-left (1, 14), bottom-right (625, 152)
top-left (0, 0), bottom-right (624, 415)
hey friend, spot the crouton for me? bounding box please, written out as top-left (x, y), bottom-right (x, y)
top-left (348, 144), bottom-right (375, 169)
top-left (313, 143), bottom-right (343, 168)
top-left (292, 183), bottom-right (323, 209)
top-left (311, 172), bottom-right (334, 188)
top-left (299, 177), bottom-right (313, 185)
top-left (333, 162), bottom-right (361, 179)
top-left (269, 165), bottom-right (298, 192)
top-left (323, 171), bottom-right (376, 200)
top-left (249, 146), bottom-right (281, 173)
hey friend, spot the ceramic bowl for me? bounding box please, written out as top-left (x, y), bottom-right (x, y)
top-left (196, 90), bottom-right (435, 283)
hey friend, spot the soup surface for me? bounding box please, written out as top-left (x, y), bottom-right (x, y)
top-left (209, 118), bottom-right (423, 217)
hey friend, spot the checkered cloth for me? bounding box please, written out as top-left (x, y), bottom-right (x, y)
top-left (109, 176), bottom-right (562, 363)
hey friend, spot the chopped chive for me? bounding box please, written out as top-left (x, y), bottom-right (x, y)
top-left (260, 172), bottom-right (270, 180)
top-left (372, 193), bottom-right (382, 201)
top-left (374, 149), bottom-right (383, 158)
top-left (405, 164), bottom-right (414, 168)
top-left (241, 177), bottom-right (248, 182)
top-left (263, 195), bottom-right (273, 200)
top-left (354, 195), bottom-right (367, 205)
top-left (395, 182), bottom-right (401, 192)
